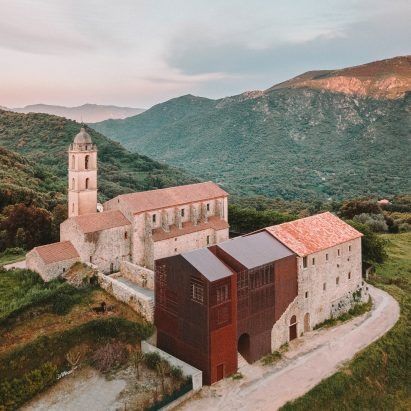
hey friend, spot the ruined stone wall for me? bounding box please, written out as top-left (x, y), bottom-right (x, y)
top-left (61, 220), bottom-right (131, 274)
top-left (119, 261), bottom-right (154, 290)
top-left (26, 250), bottom-right (79, 282)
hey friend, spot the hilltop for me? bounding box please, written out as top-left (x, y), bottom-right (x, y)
top-left (5, 103), bottom-right (145, 123)
top-left (92, 56), bottom-right (411, 202)
top-left (0, 109), bottom-right (195, 208)
top-left (270, 55), bottom-right (411, 99)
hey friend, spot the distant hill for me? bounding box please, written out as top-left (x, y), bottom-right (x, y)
top-left (0, 109), bottom-right (195, 209)
top-left (8, 103), bottom-right (145, 123)
top-left (92, 56), bottom-right (411, 202)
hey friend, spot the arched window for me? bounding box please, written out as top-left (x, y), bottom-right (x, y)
top-left (72, 178), bottom-right (75, 190)
top-left (289, 315), bottom-right (297, 341)
top-left (85, 178), bottom-right (89, 189)
top-left (71, 155), bottom-right (75, 169)
top-left (85, 155), bottom-right (90, 170)
top-left (72, 203), bottom-right (74, 213)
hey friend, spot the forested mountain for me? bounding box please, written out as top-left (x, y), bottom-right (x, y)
top-left (92, 56), bottom-right (411, 202)
top-left (0, 109), bottom-right (195, 208)
top-left (6, 103), bottom-right (145, 123)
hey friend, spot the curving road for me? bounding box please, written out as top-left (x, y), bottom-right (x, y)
top-left (180, 285), bottom-right (400, 411)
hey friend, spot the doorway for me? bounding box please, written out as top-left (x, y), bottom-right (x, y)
top-left (304, 313), bottom-right (310, 332)
top-left (238, 333), bottom-right (251, 363)
top-left (216, 363), bottom-right (224, 381)
top-left (289, 315), bottom-right (297, 341)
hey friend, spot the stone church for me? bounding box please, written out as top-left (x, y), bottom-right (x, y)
top-left (27, 128), bottom-right (229, 281)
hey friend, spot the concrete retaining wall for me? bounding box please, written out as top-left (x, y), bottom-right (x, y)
top-left (141, 341), bottom-right (203, 391)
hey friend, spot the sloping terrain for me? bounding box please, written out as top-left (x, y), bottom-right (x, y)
top-left (0, 109), bottom-right (195, 206)
top-left (92, 57), bottom-right (411, 201)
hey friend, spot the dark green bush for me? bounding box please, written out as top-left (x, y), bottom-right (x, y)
top-left (0, 362), bottom-right (58, 411)
top-left (144, 352), bottom-right (162, 370)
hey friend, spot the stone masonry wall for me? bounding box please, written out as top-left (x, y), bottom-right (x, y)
top-left (118, 261), bottom-right (154, 290)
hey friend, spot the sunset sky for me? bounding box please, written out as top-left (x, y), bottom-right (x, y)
top-left (1, 0), bottom-right (410, 108)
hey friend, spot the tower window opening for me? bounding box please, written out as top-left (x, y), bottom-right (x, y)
top-left (85, 155), bottom-right (90, 170)
top-left (85, 178), bottom-right (89, 189)
top-left (71, 155), bottom-right (75, 169)
top-left (72, 203), bottom-right (74, 213)
top-left (72, 178), bottom-right (75, 190)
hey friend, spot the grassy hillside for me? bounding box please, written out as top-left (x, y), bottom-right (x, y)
top-left (0, 109), bottom-right (195, 205)
top-left (92, 66), bottom-right (411, 202)
top-left (282, 232), bottom-right (411, 410)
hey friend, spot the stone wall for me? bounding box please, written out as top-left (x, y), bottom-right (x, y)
top-left (118, 261), bottom-right (155, 290)
top-left (26, 250), bottom-right (79, 282)
top-left (271, 237), bottom-right (367, 350)
top-left (61, 220), bottom-right (131, 274)
top-left (141, 341), bottom-right (203, 391)
top-left (97, 272), bottom-right (154, 322)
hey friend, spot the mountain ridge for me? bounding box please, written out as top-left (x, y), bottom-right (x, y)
top-left (3, 103), bottom-right (145, 123)
top-left (91, 56), bottom-right (411, 202)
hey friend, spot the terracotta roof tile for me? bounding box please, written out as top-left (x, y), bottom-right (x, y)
top-left (265, 212), bottom-right (362, 256)
top-left (34, 241), bottom-right (79, 264)
top-left (117, 182), bottom-right (228, 214)
top-left (72, 210), bottom-right (130, 233)
top-left (152, 216), bottom-right (229, 242)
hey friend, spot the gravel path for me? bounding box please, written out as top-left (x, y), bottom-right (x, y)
top-left (180, 284), bottom-right (400, 411)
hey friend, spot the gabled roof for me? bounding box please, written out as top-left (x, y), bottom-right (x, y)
top-left (34, 241), bottom-right (79, 264)
top-left (152, 216), bottom-right (229, 242)
top-left (115, 182), bottom-right (228, 214)
top-left (182, 248), bottom-right (233, 282)
top-left (265, 212), bottom-right (362, 257)
top-left (72, 210), bottom-right (130, 233)
top-left (217, 231), bottom-right (294, 269)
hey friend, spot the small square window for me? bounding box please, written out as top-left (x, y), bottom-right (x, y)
top-left (349, 245), bottom-right (352, 252)
top-left (323, 282), bottom-right (326, 291)
top-left (303, 257), bottom-right (308, 268)
top-left (336, 277), bottom-right (340, 286)
top-left (206, 203), bottom-right (210, 211)
top-left (305, 291), bottom-right (309, 298)
top-left (326, 253), bottom-right (329, 261)
top-left (207, 235), bottom-right (210, 245)
top-left (152, 214), bottom-right (156, 223)
top-left (181, 208), bottom-right (185, 217)
top-left (338, 249), bottom-right (341, 256)
top-left (174, 248), bottom-right (177, 252)
top-left (312, 258), bottom-right (315, 266)
top-left (348, 272), bottom-right (351, 280)
top-left (174, 237), bottom-right (177, 242)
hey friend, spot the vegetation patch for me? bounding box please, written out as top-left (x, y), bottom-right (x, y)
top-left (261, 351), bottom-right (282, 366)
top-left (313, 298), bottom-right (372, 330)
top-left (281, 232), bottom-right (411, 410)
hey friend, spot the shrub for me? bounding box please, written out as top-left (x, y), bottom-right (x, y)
top-left (261, 351), bottom-right (282, 366)
top-left (0, 362), bottom-right (57, 411)
top-left (144, 352), bottom-right (162, 370)
top-left (170, 365), bottom-right (183, 380)
top-left (92, 341), bottom-right (129, 373)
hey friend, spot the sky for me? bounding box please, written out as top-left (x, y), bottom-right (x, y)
top-left (1, 0), bottom-right (410, 108)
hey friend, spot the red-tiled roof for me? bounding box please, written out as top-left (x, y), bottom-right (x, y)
top-left (152, 216), bottom-right (229, 242)
top-left (34, 241), bottom-right (79, 264)
top-left (265, 212), bottom-right (362, 256)
top-left (117, 182), bottom-right (228, 214)
top-left (72, 210), bottom-right (130, 233)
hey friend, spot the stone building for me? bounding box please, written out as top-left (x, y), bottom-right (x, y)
top-left (154, 212), bottom-right (368, 384)
top-left (27, 127), bottom-right (229, 280)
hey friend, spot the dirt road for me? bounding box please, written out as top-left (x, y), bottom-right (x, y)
top-left (180, 285), bottom-right (399, 411)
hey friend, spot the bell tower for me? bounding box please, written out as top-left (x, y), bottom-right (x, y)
top-left (68, 127), bottom-right (98, 218)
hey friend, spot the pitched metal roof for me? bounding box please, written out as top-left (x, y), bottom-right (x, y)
top-left (217, 231), bottom-right (294, 269)
top-left (72, 210), bottom-right (130, 233)
top-left (265, 212), bottom-right (363, 257)
top-left (34, 241), bottom-right (79, 264)
top-left (115, 182), bottom-right (228, 214)
top-left (182, 248), bottom-right (233, 282)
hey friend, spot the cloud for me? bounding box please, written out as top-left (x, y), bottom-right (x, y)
top-left (165, 8), bottom-right (411, 89)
